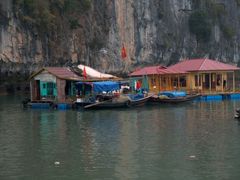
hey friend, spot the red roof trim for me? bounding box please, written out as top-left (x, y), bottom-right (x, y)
top-left (44, 67), bottom-right (81, 80)
top-left (129, 65), bottom-right (185, 76)
top-left (129, 59), bottom-right (240, 77)
top-left (168, 59), bottom-right (240, 72)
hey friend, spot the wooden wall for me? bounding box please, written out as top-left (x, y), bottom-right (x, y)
top-left (56, 79), bottom-right (66, 102)
top-left (145, 71), bottom-right (237, 93)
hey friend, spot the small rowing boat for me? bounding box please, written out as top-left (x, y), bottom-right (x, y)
top-left (84, 94), bottom-right (152, 109)
top-left (149, 91), bottom-right (201, 103)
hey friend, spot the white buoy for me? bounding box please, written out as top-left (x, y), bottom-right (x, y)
top-left (234, 114), bottom-right (239, 118)
top-left (54, 161), bottom-right (60, 165)
top-left (189, 155), bottom-right (196, 159)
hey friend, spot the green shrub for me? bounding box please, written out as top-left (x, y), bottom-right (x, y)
top-left (81, 0), bottom-right (91, 10)
top-left (64, 0), bottom-right (91, 14)
top-left (209, 2), bottom-right (226, 21)
top-left (236, 0), bottom-right (240, 6)
top-left (89, 37), bottom-right (104, 50)
top-left (13, 0), bottom-right (92, 32)
top-left (221, 25), bottom-right (236, 40)
top-left (188, 10), bottom-right (212, 42)
top-left (69, 18), bottom-right (80, 29)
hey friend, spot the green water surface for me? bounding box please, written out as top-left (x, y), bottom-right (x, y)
top-left (1, 95), bottom-right (240, 180)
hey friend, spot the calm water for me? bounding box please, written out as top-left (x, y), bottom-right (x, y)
top-left (1, 95), bottom-right (240, 180)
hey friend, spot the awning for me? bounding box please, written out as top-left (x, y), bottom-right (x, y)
top-left (76, 81), bottom-right (120, 93)
top-left (92, 81), bottom-right (120, 92)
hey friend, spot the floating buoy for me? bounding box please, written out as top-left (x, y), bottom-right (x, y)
top-left (235, 108), bottom-right (240, 119)
top-left (189, 155), bottom-right (196, 159)
top-left (54, 161), bottom-right (60, 165)
top-left (234, 114), bottom-right (240, 119)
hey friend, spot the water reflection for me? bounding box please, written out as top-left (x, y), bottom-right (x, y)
top-left (1, 96), bottom-right (240, 179)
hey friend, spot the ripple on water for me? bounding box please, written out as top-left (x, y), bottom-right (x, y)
top-left (1, 96), bottom-right (240, 179)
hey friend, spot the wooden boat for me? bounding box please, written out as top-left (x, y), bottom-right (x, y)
top-left (127, 94), bottom-right (153, 107)
top-left (149, 94), bottom-right (201, 103)
top-left (84, 94), bottom-right (152, 109)
top-left (75, 81), bottom-right (152, 109)
top-left (74, 94), bottom-right (117, 109)
top-left (84, 98), bottom-right (127, 109)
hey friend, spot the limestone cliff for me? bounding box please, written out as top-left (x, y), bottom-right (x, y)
top-left (1, 0), bottom-right (240, 80)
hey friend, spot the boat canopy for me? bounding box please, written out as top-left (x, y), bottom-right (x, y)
top-left (77, 64), bottom-right (117, 78)
top-left (158, 91), bottom-right (186, 98)
top-left (76, 81), bottom-right (120, 93)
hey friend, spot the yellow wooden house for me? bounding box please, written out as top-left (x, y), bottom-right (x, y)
top-left (130, 59), bottom-right (240, 94)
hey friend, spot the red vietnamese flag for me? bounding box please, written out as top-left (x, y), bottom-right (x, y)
top-left (136, 80), bottom-right (141, 89)
top-left (121, 44), bottom-right (127, 59)
top-left (82, 66), bottom-right (87, 79)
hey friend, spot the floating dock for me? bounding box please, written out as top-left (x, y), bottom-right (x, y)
top-left (24, 93), bottom-right (240, 110)
top-left (24, 100), bottom-right (73, 110)
top-left (198, 93), bottom-right (240, 101)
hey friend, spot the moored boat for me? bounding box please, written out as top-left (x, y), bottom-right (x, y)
top-left (149, 91), bottom-right (201, 103)
top-left (127, 94), bottom-right (153, 107)
top-left (83, 94), bottom-right (152, 109)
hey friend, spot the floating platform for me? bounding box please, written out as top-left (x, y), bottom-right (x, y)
top-left (23, 93), bottom-right (240, 110)
top-left (24, 100), bottom-right (73, 110)
top-left (57, 103), bottom-right (72, 110)
top-left (30, 102), bottom-right (52, 109)
top-left (199, 93), bottom-right (240, 101)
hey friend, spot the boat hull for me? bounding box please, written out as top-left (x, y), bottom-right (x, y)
top-left (128, 95), bottom-right (152, 107)
top-left (149, 94), bottom-right (201, 103)
top-left (84, 95), bottom-right (152, 109)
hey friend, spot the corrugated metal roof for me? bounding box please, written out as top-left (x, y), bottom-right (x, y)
top-left (129, 65), bottom-right (185, 76)
top-left (44, 67), bottom-right (82, 80)
top-left (168, 59), bottom-right (240, 72)
top-left (30, 67), bottom-right (122, 81)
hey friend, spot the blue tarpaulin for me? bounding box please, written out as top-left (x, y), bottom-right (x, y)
top-left (93, 81), bottom-right (120, 93)
top-left (158, 91), bottom-right (186, 98)
top-left (76, 81), bottom-right (120, 93)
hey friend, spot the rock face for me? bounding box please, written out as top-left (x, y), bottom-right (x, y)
top-left (1, 0), bottom-right (240, 79)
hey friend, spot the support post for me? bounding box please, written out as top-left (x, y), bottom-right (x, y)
top-left (209, 73), bottom-right (212, 93)
top-left (159, 75), bottom-right (161, 92)
top-left (221, 73), bottom-right (224, 92)
top-left (178, 75), bottom-right (180, 90)
top-left (233, 71), bottom-right (235, 92)
top-left (197, 73), bottom-right (200, 93)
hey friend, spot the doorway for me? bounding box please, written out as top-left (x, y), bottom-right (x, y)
top-left (36, 80), bottom-right (40, 100)
top-left (204, 74), bottom-right (210, 90)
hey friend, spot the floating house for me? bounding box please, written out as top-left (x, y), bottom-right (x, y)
top-left (29, 66), bottom-right (121, 108)
top-left (129, 65), bottom-right (185, 93)
top-left (130, 59), bottom-right (240, 94)
top-left (29, 67), bottom-right (83, 103)
top-left (168, 59), bottom-right (240, 94)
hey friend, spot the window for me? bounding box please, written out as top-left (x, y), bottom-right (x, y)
top-left (151, 77), bottom-right (156, 86)
top-left (161, 77), bottom-right (167, 88)
top-left (217, 74), bottom-right (222, 86)
top-left (163, 77), bottom-right (166, 84)
top-left (172, 77), bottom-right (178, 87)
top-left (195, 75), bottom-right (198, 86)
top-left (180, 76), bottom-right (186, 87)
top-left (199, 75), bottom-right (202, 86)
top-left (47, 82), bottom-right (54, 96)
top-left (195, 75), bottom-right (201, 87)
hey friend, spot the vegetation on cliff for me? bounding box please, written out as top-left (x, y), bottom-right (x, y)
top-left (189, 0), bottom-right (236, 42)
top-left (189, 10), bottom-right (211, 43)
top-left (0, 0), bottom-right (240, 82)
top-left (13, 0), bottom-right (91, 33)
